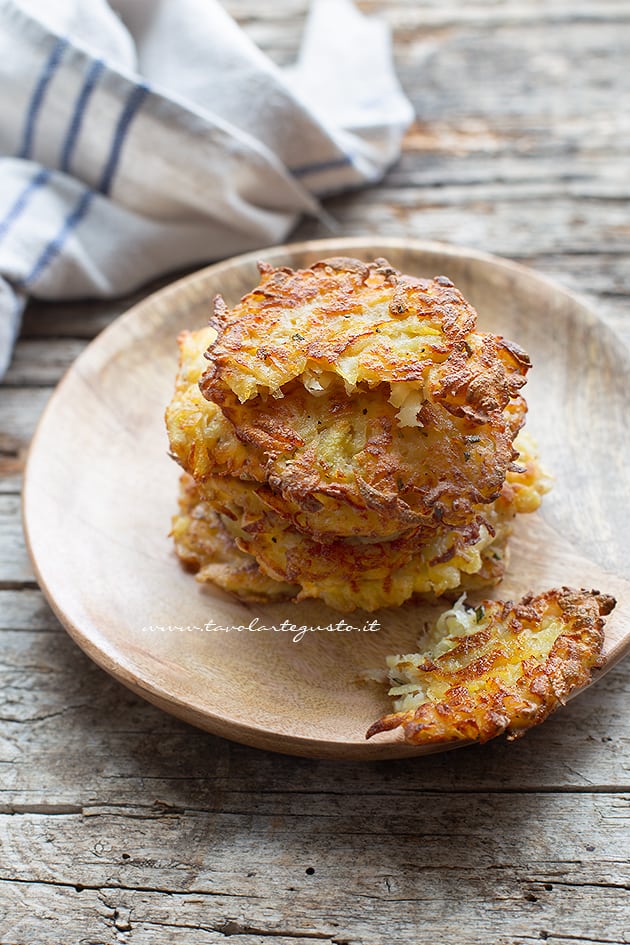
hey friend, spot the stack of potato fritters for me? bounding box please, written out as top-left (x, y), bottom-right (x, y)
top-left (166, 257), bottom-right (549, 611)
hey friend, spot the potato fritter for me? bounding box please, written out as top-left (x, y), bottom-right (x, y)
top-left (366, 588), bottom-right (616, 744)
top-left (166, 328), bottom-right (264, 484)
top-left (172, 473), bottom-right (298, 602)
top-left (169, 303), bottom-right (530, 540)
top-left (206, 373), bottom-right (528, 540)
top-left (187, 433), bottom-right (548, 612)
top-left (201, 257), bottom-right (529, 404)
top-left (201, 259), bottom-right (530, 535)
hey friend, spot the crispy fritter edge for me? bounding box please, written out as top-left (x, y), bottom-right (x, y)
top-left (200, 256), bottom-right (531, 403)
top-left (365, 587), bottom-right (616, 745)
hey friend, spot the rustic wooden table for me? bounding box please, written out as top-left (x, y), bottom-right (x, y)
top-left (2, 2), bottom-right (629, 943)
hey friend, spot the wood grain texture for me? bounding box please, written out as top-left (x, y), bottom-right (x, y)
top-left (1, 796), bottom-right (629, 945)
top-left (2, 1), bottom-right (630, 941)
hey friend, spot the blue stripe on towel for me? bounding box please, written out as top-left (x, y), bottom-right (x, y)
top-left (19, 37), bottom-right (69, 160)
top-left (98, 82), bottom-right (150, 195)
top-left (0, 167), bottom-right (51, 244)
top-left (20, 188), bottom-right (94, 289)
top-left (60, 59), bottom-right (106, 173)
top-left (289, 155), bottom-right (354, 178)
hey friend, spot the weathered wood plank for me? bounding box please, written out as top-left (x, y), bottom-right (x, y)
top-left (296, 186), bottom-right (630, 255)
top-left (1, 794), bottom-right (629, 944)
top-left (0, 497), bottom-right (34, 584)
top-left (3, 890), bottom-right (627, 945)
top-left (0, 589), bottom-right (63, 632)
top-left (5, 795), bottom-right (627, 889)
top-left (526, 254), bottom-right (630, 300)
top-left (0, 387), bottom-right (52, 492)
top-left (390, 149), bottom-right (630, 191)
top-left (2, 339), bottom-right (88, 387)
top-left (19, 270), bottom-right (193, 341)
top-left (0, 465), bottom-right (22, 495)
top-left (225, 0), bottom-right (630, 24)
top-left (19, 297), bottom-right (135, 340)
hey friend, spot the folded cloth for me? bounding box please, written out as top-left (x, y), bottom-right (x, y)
top-left (0, 0), bottom-right (413, 378)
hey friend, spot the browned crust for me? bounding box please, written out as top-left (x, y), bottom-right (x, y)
top-left (192, 257), bottom-right (531, 538)
top-left (193, 465), bottom-right (532, 611)
top-left (210, 379), bottom-right (528, 540)
top-left (200, 256), bottom-right (529, 399)
top-left (366, 588), bottom-right (616, 744)
top-left (172, 474), bottom-right (298, 603)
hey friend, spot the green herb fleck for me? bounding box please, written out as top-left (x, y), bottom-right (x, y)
top-left (475, 605), bottom-right (485, 624)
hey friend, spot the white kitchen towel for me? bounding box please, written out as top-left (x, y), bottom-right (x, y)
top-left (0, 0), bottom-right (413, 377)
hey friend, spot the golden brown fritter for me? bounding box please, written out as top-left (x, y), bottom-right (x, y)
top-left (166, 328), bottom-right (265, 484)
top-left (180, 475), bottom-right (508, 612)
top-left (169, 261), bottom-right (532, 540)
top-left (190, 434), bottom-right (548, 612)
top-left (172, 473), bottom-right (298, 602)
top-left (366, 588), bottom-right (616, 744)
top-left (201, 257), bottom-right (527, 402)
top-left (207, 373), bottom-right (528, 540)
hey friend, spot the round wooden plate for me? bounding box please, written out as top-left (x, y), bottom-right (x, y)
top-left (23, 238), bottom-right (630, 759)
